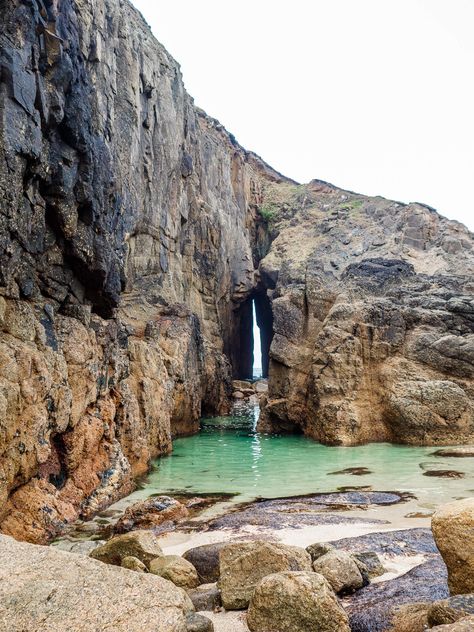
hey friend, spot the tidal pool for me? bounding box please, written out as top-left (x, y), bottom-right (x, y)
top-left (55, 402), bottom-right (474, 545)
top-left (131, 401), bottom-right (474, 511)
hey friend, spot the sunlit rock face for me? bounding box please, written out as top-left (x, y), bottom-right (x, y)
top-left (0, 0), bottom-right (473, 543)
top-left (0, 0), bottom-right (288, 542)
top-left (257, 180), bottom-right (474, 445)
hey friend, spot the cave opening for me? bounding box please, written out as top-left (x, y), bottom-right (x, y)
top-left (232, 290), bottom-right (273, 381)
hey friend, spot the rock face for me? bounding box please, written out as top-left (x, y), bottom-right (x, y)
top-left (0, 0), bottom-right (289, 542)
top-left (1, 0), bottom-right (474, 543)
top-left (0, 534), bottom-right (193, 631)
top-left (217, 541), bottom-right (312, 610)
top-left (257, 180), bottom-right (474, 445)
top-left (432, 499), bottom-right (474, 595)
top-left (246, 571), bottom-right (351, 632)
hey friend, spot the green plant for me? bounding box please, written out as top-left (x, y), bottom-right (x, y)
top-left (259, 202), bottom-right (279, 222)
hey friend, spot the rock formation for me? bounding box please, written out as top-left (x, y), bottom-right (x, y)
top-left (0, 533), bottom-right (194, 631)
top-left (257, 180), bottom-right (474, 445)
top-left (432, 498), bottom-right (474, 595)
top-left (1, 0), bottom-right (473, 543)
top-left (0, 0), bottom-right (289, 542)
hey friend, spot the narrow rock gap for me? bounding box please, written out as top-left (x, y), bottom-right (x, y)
top-left (230, 288), bottom-right (273, 381)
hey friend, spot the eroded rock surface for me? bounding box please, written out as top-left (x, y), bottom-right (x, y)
top-left (0, 0), bottom-right (289, 541)
top-left (257, 180), bottom-right (474, 445)
top-left (432, 498), bottom-right (474, 595)
top-left (0, 534), bottom-right (193, 631)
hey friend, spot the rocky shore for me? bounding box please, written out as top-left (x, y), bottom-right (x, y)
top-left (0, 0), bottom-right (473, 543)
top-left (0, 0), bottom-right (473, 630)
top-left (2, 497), bottom-right (474, 631)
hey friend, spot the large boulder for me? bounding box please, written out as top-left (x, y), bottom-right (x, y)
top-left (114, 496), bottom-right (189, 533)
top-left (432, 499), bottom-right (474, 594)
top-left (89, 530), bottom-right (163, 567)
top-left (312, 549), bottom-right (365, 595)
top-left (218, 541), bottom-right (312, 609)
top-left (150, 555), bottom-right (200, 589)
top-left (183, 542), bottom-right (227, 583)
top-left (0, 534), bottom-right (193, 631)
top-left (247, 571), bottom-right (351, 632)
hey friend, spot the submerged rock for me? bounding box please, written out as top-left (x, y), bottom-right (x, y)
top-left (432, 499), bottom-right (474, 595)
top-left (246, 571), bottom-right (351, 632)
top-left (0, 534), bottom-right (193, 631)
top-left (89, 530), bottom-right (163, 567)
top-left (218, 541), bottom-right (312, 610)
top-left (432, 448), bottom-right (474, 458)
top-left (423, 470), bottom-right (465, 479)
top-left (328, 467), bottom-right (373, 476)
top-left (150, 555), bottom-right (200, 589)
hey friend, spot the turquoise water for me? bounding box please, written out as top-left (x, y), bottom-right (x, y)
top-left (54, 402), bottom-right (474, 546)
top-left (139, 402), bottom-right (474, 510)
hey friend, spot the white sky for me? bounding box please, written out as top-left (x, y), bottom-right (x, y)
top-left (131, 0), bottom-right (474, 231)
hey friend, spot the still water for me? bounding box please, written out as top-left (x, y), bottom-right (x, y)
top-left (129, 401), bottom-right (474, 511)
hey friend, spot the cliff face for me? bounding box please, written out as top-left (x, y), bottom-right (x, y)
top-left (0, 0), bottom-right (287, 542)
top-left (257, 180), bottom-right (474, 445)
top-left (1, 0), bottom-right (473, 544)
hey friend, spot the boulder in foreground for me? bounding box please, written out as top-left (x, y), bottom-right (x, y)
top-left (0, 534), bottom-right (193, 631)
top-left (218, 540), bottom-right (312, 609)
top-left (432, 499), bottom-right (474, 594)
top-left (247, 570), bottom-right (350, 632)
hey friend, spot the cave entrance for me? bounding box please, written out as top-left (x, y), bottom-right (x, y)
top-left (233, 291), bottom-right (273, 381)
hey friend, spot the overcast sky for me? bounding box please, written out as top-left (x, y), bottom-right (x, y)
top-left (132, 1), bottom-right (474, 231)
